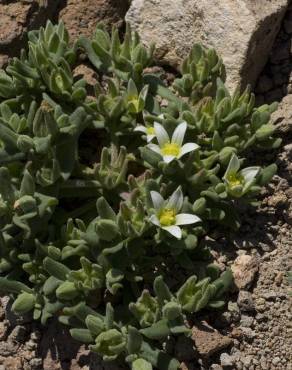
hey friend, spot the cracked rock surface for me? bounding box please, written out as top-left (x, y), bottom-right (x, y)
top-left (0, 0), bottom-right (61, 68)
top-left (126, 0), bottom-right (289, 92)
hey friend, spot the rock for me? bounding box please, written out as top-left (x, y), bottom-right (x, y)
top-left (230, 327), bottom-right (243, 340)
top-left (271, 94), bottom-right (292, 133)
top-left (267, 192), bottom-right (288, 208)
top-left (0, 301), bottom-right (4, 321)
top-left (255, 313), bottom-right (268, 322)
top-left (237, 291), bottom-right (255, 312)
top-left (73, 64), bottom-right (98, 87)
top-left (191, 321), bottom-right (233, 358)
top-left (0, 322), bottom-right (7, 341)
top-left (286, 81), bottom-right (292, 95)
top-left (0, 54), bottom-right (9, 69)
top-left (241, 355), bottom-right (253, 367)
top-left (1, 297), bottom-right (33, 326)
top-left (255, 297), bottom-right (266, 312)
top-left (42, 351), bottom-right (62, 370)
top-left (181, 362), bottom-right (195, 370)
top-left (262, 291), bottom-right (287, 300)
top-left (0, 341), bottom-right (18, 356)
top-left (220, 352), bottom-right (234, 367)
top-left (8, 325), bottom-right (27, 343)
top-left (240, 327), bottom-right (256, 340)
top-left (210, 366), bottom-right (223, 370)
top-left (29, 358), bottom-right (43, 370)
top-left (283, 203), bottom-right (292, 225)
top-left (215, 301), bottom-right (241, 327)
top-left (0, 356), bottom-right (23, 370)
top-left (240, 315), bottom-right (254, 328)
top-left (272, 356), bottom-right (281, 365)
top-left (284, 143), bottom-right (292, 159)
top-left (126, 0), bottom-right (288, 92)
top-left (0, 0), bottom-right (61, 67)
top-left (179, 363), bottom-right (190, 370)
top-left (228, 301), bottom-right (240, 314)
top-left (25, 339), bottom-right (37, 351)
top-left (275, 271), bottom-right (284, 286)
top-left (231, 254), bottom-right (259, 289)
top-left (59, 0), bottom-right (129, 41)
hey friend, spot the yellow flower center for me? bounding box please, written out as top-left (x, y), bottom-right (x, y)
top-left (55, 74), bottom-right (64, 90)
top-left (146, 127), bottom-right (155, 135)
top-left (129, 98), bottom-right (139, 111)
top-left (161, 142), bottom-right (180, 157)
top-left (159, 208), bottom-right (176, 226)
top-left (227, 173), bottom-right (243, 187)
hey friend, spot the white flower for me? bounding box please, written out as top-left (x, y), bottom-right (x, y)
top-left (134, 114), bottom-right (164, 143)
top-left (149, 186), bottom-right (201, 239)
top-left (126, 79), bottom-right (148, 114)
top-left (134, 125), bottom-right (156, 142)
top-left (147, 121), bottom-right (199, 163)
top-left (223, 154), bottom-right (260, 197)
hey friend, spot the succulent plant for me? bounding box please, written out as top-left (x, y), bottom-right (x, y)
top-left (173, 44), bottom-right (226, 104)
top-left (0, 21), bottom-right (280, 369)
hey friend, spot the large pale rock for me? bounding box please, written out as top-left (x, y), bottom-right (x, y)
top-left (126, 0), bottom-right (289, 91)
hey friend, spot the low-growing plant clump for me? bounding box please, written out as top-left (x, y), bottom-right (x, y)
top-left (0, 22), bottom-right (280, 369)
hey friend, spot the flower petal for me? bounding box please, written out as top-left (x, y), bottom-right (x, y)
top-left (147, 144), bottom-right (161, 155)
top-left (241, 166), bottom-right (260, 193)
top-left (162, 225), bottom-right (182, 239)
top-left (163, 155), bottom-right (176, 163)
top-left (179, 142), bottom-right (199, 158)
top-left (166, 186), bottom-right (183, 212)
top-left (128, 78), bottom-right (138, 98)
top-left (154, 122), bottom-right (169, 147)
top-left (147, 134), bottom-right (156, 143)
top-left (175, 213), bottom-right (201, 226)
top-left (134, 125), bottom-right (148, 134)
top-left (139, 85), bottom-right (149, 101)
top-left (224, 154), bottom-right (240, 179)
top-left (171, 121), bottom-right (187, 146)
top-left (240, 167), bottom-right (260, 184)
top-left (150, 191), bottom-right (165, 211)
top-left (149, 214), bottom-right (161, 227)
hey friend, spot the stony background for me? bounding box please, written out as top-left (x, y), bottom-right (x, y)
top-left (0, 0), bottom-right (129, 68)
top-left (0, 1), bottom-right (291, 369)
top-left (126, 0), bottom-right (289, 92)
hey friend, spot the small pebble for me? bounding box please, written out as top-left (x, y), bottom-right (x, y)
top-left (237, 291), bottom-right (255, 312)
top-left (272, 356), bottom-right (281, 365)
top-left (220, 352), bottom-right (234, 367)
top-left (240, 315), bottom-right (254, 328)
